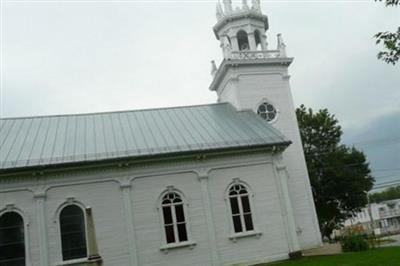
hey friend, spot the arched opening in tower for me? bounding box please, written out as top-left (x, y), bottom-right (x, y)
top-left (254, 30), bottom-right (262, 51)
top-left (237, 30), bottom-right (250, 51)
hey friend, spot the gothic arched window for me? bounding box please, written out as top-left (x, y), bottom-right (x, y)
top-left (161, 192), bottom-right (188, 244)
top-left (228, 184), bottom-right (254, 233)
top-left (237, 30), bottom-right (250, 51)
top-left (60, 205), bottom-right (87, 261)
top-left (0, 212), bottom-right (25, 266)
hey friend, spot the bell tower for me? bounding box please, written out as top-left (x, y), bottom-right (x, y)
top-left (210, 0), bottom-right (322, 250)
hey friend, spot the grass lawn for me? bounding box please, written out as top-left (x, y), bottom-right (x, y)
top-left (262, 247), bottom-right (400, 266)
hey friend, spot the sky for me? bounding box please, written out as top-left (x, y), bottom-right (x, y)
top-left (1, 0), bottom-right (399, 185)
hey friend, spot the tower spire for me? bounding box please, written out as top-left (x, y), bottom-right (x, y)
top-left (223, 0), bottom-right (233, 14)
top-left (242, 0), bottom-right (249, 10)
top-left (252, 0), bottom-right (261, 12)
top-left (277, 33), bottom-right (287, 57)
top-left (210, 60), bottom-right (218, 77)
top-left (216, 2), bottom-right (224, 20)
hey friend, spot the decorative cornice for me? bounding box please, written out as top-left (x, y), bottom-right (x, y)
top-left (275, 164), bottom-right (286, 171)
top-left (209, 58), bottom-right (294, 92)
top-left (196, 168), bottom-right (210, 181)
top-left (213, 11), bottom-right (269, 39)
top-left (120, 179), bottom-right (132, 189)
top-left (33, 190), bottom-right (46, 199)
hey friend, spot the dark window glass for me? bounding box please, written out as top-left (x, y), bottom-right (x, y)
top-left (177, 223), bottom-right (188, 242)
top-left (164, 225), bottom-right (175, 244)
top-left (244, 214), bottom-right (254, 231)
top-left (0, 212), bottom-right (25, 266)
top-left (230, 198), bottom-right (239, 215)
top-left (175, 205), bottom-right (185, 223)
top-left (232, 215), bottom-right (242, 233)
top-left (173, 197), bottom-right (182, 203)
top-left (162, 206), bottom-right (173, 224)
top-left (60, 205), bottom-right (87, 261)
top-left (241, 196), bottom-right (251, 213)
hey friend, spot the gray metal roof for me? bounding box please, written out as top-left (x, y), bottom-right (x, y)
top-left (0, 103), bottom-right (289, 170)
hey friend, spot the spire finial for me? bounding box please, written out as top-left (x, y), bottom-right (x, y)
top-left (252, 0), bottom-right (261, 12)
top-left (223, 0), bottom-right (233, 14)
top-left (216, 2), bottom-right (224, 20)
top-left (210, 60), bottom-right (218, 77)
top-left (242, 0), bottom-right (249, 10)
top-left (277, 34), bottom-right (287, 57)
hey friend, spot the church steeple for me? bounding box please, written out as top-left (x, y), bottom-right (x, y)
top-left (212, 0), bottom-right (288, 60)
top-left (208, 0), bottom-right (322, 254)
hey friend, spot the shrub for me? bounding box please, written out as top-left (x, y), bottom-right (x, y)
top-left (341, 234), bottom-right (369, 252)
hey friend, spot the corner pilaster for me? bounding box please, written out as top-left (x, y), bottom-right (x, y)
top-left (120, 180), bottom-right (139, 266)
top-left (196, 169), bottom-right (221, 266)
top-left (33, 190), bottom-right (49, 266)
top-left (274, 163), bottom-right (301, 254)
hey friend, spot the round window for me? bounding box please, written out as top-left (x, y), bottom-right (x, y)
top-left (257, 102), bottom-right (277, 122)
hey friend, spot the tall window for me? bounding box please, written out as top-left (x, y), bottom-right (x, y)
top-left (60, 205), bottom-right (87, 261)
top-left (228, 184), bottom-right (254, 233)
top-left (0, 212), bottom-right (25, 266)
top-left (161, 192), bottom-right (188, 244)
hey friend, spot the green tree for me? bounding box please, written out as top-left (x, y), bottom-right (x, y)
top-left (296, 105), bottom-right (374, 239)
top-left (375, 0), bottom-right (399, 65)
top-left (369, 186), bottom-right (400, 203)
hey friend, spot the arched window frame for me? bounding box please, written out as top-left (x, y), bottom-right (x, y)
top-left (254, 29), bottom-right (262, 51)
top-left (255, 98), bottom-right (280, 124)
top-left (0, 204), bottom-right (31, 266)
top-left (236, 30), bottom-right (250, 51)
top-left (54, 198), bottom-right (88, 263)
top-left (224, 179), bottom-right (261, 242)
top-left (157, 186), bottom-right (196, 252)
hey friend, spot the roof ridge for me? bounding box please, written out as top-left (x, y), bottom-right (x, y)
top-left (0, 102), bottom-right (229, 120)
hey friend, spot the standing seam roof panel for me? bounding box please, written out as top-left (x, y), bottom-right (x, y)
top-left (0, 103), bottom-right (290, 170)
top-left (171, 108), bottom-right (207, 149)
top-left (195, 105), bottom-right (237, 145)
top-left (180, 107), bottom-right (216, 147)
top-left (206, 105), bottom-right (255, 145)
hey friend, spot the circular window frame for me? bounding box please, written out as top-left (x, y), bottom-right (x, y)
top-left (256, 101), bottom-right (279, 124)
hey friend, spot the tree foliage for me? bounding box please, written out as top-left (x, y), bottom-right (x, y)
top-left (369, 186), bottom-right (400, 203)
top-left (375, 0), bottom-right (400, 65)
top-left (296, 105), bottom-right (374, 239)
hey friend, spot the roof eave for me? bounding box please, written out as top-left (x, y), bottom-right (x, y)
top-left (0, 141), bottom-right (291, 176)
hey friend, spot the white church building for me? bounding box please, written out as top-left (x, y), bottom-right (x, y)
top-left (0, 1), bottom-right (322, 266)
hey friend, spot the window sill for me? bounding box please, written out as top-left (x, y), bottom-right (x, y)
top-left (229, 230), bottom-right (262, 242)
top-left (56, 257), bottom-right (102, 266)
top-left (160, 240), bottom-right (197, 254)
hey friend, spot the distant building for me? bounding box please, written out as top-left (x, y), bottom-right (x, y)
top-left (341, 199), bottom-right (400, 236)
top-left (0, 1), bottom-right (322, 266)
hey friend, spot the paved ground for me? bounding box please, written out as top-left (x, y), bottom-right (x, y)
top-left (381, 234), bottom-right (400, 247)
top-left (303, 243), bottom-right (342, 256)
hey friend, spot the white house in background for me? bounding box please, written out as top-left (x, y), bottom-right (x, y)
top-left (343, 199), bottom-right (400, 236)
top-left (0, 1), bottom-right (322, 266)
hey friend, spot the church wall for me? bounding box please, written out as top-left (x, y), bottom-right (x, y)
top-left (131, 171), bottom-right (211, 266)
top-left (217, 64), bottom-right (322, 249)
top-left (208, 163), bottom-right (290, 265)
top-left (46, 181), bottom-right (129, 265)
top-left (0, 149), bottom-right (294, 266)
